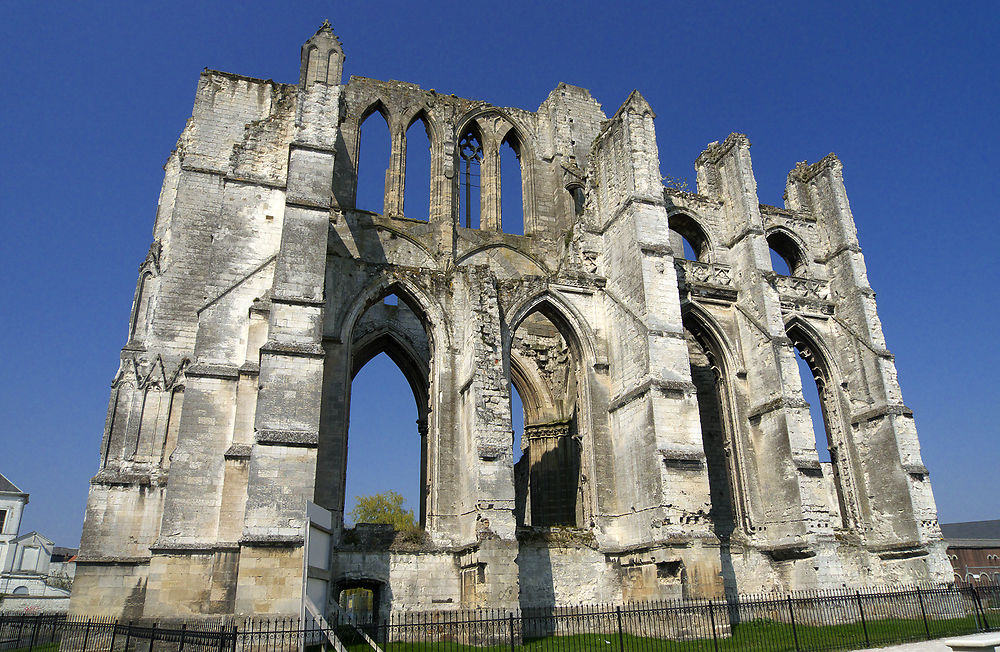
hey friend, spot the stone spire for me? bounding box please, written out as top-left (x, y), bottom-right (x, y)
top-left (300, 20), bottom-right (345, 87)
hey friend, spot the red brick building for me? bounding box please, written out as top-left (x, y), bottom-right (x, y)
top-left (942, 520), bottom-right (1000, 585)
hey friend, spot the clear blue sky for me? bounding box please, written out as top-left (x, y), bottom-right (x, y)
top-left (1, 1), bottom-right (997, 547)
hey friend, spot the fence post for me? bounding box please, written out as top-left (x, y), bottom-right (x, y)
top-left (708, 600), bottom-right (719, 652)
top-left (124, 621), bottom-right (133, 652)
top-left (972, 586), bottom-right (991, 631)
top-left (856, 592), bottom-right (870, 648)
top-left (616, 606), bottom-right (625, 652)
top-left (787, 596), bottom-right (800, 652)
top-left (149, 622), bottom-right (158, 652)
top-left (508, 613), bottom-right (516, 652)
top-left (82, 618), bottom-right (93, 652)
top-left (917, 587), bottom-right (930, 640)
top-left (109, 621), bottom-right (119, 652)
top-left (29, 616), bottom-right (40, 652)
top-left (178, 623), bottom-right (187, 652)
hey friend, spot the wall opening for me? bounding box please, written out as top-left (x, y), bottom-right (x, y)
top-left (500, 134), bottom-right (524, 235)
top-left (684, 323), bottom-right (736, 539)
top-left (668, 214), bottom-right (709, 262)
top-left (458, 128), bottom-right (483, 229)
top-left (767, 230), bottom-right (804, 276)
top-left (340, 290), bottom-right (432, 530)
top-left (356, 107), bottom-right (391, 213)
top-left (568, 185), bottom-right (586, 217)
top-left (345, 352), bottom-right (420, 527)
top-left (510, 306), bottom-right (582, 527)
top-left (336, 581), bottom-right (383, 623)
top-left (404, 115), bottom-right (431, 220)
top-left (788, 324), bottom-right (853, 531)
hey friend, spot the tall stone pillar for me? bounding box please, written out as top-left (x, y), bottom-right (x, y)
top-left (460, 266), bottom-right (519, 608)
top-left (786, 157), bottom-right (943, 560)
top-left (590, 91), bottom-right (713, 550)
top-left (695, 134), bottom-right (813, 550)
top-left (233, 24), bottom-right (344, 616)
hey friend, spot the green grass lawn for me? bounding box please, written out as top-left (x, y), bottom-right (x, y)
top-left (322, 614), bottom-right (989, 652)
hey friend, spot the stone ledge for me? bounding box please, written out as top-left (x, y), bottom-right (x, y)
top-left (92, 469), bottom-right (167, 487)
top-left (259, 341), bottom-right (325, 358)
top-left (257, 429), bottom-right (319, 447)
top-left (270, 295), bottom-right (326, 307)
top-left (239, 534), bottom-right (305, 547)
top-left (185, 363), bottom-right (240, 380)
top-left (747, 396), bottom-right (810, 421)
top-left (74, 557), bottom-right (150, 565)
top-left (609, 378), bottom-right (697, 413)
top-left (793, 456), bottom-right (822, 471)
top-left (149, 542), bottom-right (240, 554)
top-left (851, 403), bottom-right (913, 424)
top-left (224, 444), bottom-right (253, 459)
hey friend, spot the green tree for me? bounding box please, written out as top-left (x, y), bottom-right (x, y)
top-left (348, 491), bottom-right (417, 532)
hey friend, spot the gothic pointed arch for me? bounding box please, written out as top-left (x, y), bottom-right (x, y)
top-left (668, 212), bottom-right (713, 262)
top-left (767, 227), bottom-right (808, 276)
top-left (785, 316), bottom-right (864, 532)
top-left (506, 291), bottom-right (597, 527)
top-left (682, 305), bottom-right (754, 541)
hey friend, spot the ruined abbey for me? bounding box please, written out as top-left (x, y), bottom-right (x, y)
top-left (69, 23), bottom-right (952, 620)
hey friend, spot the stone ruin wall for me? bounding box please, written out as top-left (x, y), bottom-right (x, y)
top-left (69, 23), bottom-right (952, 620)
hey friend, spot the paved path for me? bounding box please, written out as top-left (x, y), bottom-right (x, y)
top-left (853, 638), bottom-right (953, 652)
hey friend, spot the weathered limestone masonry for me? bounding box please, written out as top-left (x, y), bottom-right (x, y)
top-left (70, 23), bottom-right (951, 620)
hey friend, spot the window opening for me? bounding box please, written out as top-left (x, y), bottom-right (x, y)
top-left (569, 186), bottom-right (585, 217)
top-left (685, 325), bottom-right (736, 539)
top-left (345, 352), bottom-right (420, 527)
top-left (789, 328), bottom-right (852, 531)
top-left (404, 116), bottom-right (431, 220)
top-left (357, 109), bottom-right (391, 213)
top-left (383, 293), bottom-right (398, 306)
top-left (794, 352), bottom-right (829, 463)
top-left (769, 248), bottom-right (792, 275)
top-left (668, 214), bottom-right (709, 262)
top-left (500, 134), bottom-right (523, 235)
top-left (767, 231), bottom-right (804, 276)
top-left (459, 130), bottom-right (482, 229)
top-left (0, 509), bottom-right (6, 533)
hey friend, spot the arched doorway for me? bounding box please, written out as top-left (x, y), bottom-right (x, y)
top-left (509, 301), bottom-right (587, 527)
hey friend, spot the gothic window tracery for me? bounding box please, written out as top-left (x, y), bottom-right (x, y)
top-left (458, 129), bottom-right (483, 229)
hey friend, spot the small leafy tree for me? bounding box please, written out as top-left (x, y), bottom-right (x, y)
top-left (348, 491), bottom-right (417, 532)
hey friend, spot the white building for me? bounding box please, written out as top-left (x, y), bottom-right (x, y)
top-left (0, 473), bottom-right (74, 612)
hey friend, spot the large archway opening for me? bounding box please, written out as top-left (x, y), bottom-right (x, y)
top-left (509, 303), bottom-right (583, 528)
top-left (683, 317), bottom-right (738, 540)
top-left (342, 291), bottom-right (432, 530)
top-left (787, 322), bottom-right (854, 531)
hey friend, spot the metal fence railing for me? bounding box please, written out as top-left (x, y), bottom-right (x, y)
top-left (1, 583), bottom-right (997, 652)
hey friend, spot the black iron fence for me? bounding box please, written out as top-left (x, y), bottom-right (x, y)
top-left (1, 584), bottom-right (997, 652)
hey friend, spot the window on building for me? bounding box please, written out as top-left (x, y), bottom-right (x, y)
top-left (403, 114), bottom-right (431, 220)
top-left (500, 133), bottom-right (524, 235)
top-left (357, 106), bottom-right (391, 213)
top-left (0, 509), bottom-right (7, 533)
top-left (668, 214), bottom-right (710, 262)
top-left (458, 128), bottom-right (483, 229)
top-left (766, 230), bottom-right (805, 276)
top-left (12, 586), bottom-right (29, 596)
